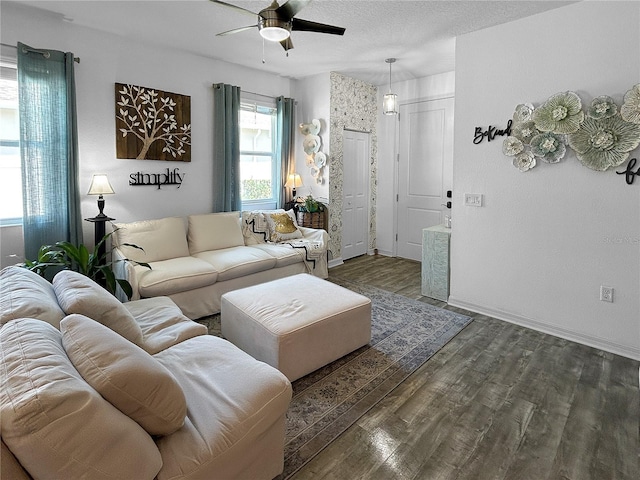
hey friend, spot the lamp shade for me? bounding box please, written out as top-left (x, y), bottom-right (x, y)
top-left (87, 174), bottom-right (115, 196)
top-left (285, 173), bottom-right (303, 189)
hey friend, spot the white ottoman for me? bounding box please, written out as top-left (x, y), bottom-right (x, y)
top-left (221, 274), bottom-right (371, 381)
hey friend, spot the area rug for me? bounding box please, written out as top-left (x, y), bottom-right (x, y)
top-left (197, 278), bottom-right (471, 479)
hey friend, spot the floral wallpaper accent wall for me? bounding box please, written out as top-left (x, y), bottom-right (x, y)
top-left (329, 72), bottom-right (378, 261)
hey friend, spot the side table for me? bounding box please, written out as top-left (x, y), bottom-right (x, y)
top-left (85, 214), bottom-right (115, 260)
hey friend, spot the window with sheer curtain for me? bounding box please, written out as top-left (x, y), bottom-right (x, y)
top-left (17, 42), bottom-right (83, 261)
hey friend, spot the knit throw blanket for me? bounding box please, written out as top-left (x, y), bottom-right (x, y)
top-left (281, 239), bottom-right (327, 276)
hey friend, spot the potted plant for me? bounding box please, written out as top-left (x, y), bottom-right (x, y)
top-left (22, 230), bottom-right (149, 300)
top-left (295, 194), bottom-right (326, 229)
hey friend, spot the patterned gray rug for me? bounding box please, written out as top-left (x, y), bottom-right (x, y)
top-left (197, 278), bottom-right (472, 479)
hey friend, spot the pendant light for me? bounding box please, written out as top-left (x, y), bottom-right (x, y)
top-left (383, 58), bottom-right (398, 116)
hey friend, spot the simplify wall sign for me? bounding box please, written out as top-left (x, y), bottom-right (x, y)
top-left (129, 168), bottom-right (184, 189)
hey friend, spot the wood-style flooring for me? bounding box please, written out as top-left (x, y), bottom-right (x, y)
top-left (290, 255), bottom-right (640, 480)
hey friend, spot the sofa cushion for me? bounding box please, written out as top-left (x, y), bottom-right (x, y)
top-left (194, 246), bottom-right (276, 282)
top-left (0, 265), bottom-right (65, 328)
top-left (53, 270), bottom-right (144, 348)
top-left (241, 209), bottom-right (284, 245)
top-left (264, 210), bottom-right (303, 242)
top-left (0, 318), bottom-right (162, 480)
top-left (1, 441), bottom-right (31, 480)
top-left (114, 216), bottom-right (189, 263)
top-left (61, 314), bottom-right (187, 436)
top-left (248, 244), bottom-right (303, 268)
top-left (153, 335), bottom-right (292, 480)
top-left (124, 296), bottom-right (207, 354)
top-left (137, 257), bottom-right (218, 297)
top-left (188, 212), bottom-right (244, 254)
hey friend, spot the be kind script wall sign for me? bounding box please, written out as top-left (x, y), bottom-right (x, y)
top-left (115, 83), bottom-right (191, 161)
top-left (473, 120), bottom-right (512, 144)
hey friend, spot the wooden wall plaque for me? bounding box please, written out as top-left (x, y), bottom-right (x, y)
top-left (115, 83), bottom-right (191, 161)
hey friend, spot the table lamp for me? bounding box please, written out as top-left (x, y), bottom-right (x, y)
top-left (87, 174), bottom-right (115, 218)
top-left (285, 173), bottom-right (303, 198)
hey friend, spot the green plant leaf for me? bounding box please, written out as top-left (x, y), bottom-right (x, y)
top-left (116, 278), bottom-right (134, 300)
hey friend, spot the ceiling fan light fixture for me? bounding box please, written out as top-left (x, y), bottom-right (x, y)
top-left (260, 26), bottom-right (291, 41)
top-left (383, 58), bottom-right (398, 116)
top-left (258, 11), bottom-right (291, 42)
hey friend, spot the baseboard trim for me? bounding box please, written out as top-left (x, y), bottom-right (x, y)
top-left (447, 296), bottom-right (640, 361)
top-left (328, 258), bottom-right (344, 268)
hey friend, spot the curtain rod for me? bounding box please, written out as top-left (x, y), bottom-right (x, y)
top-left (242, 90), bottom-right (297, 104)
top-left (1, 43), bottom-right (80, 63)
top-left (242, 90), bottom-right (275, 100)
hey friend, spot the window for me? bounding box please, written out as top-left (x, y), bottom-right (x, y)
top-left (239, 95), bottom-right (279, 210)
top-left (0, 48), bottom-right (21, 225)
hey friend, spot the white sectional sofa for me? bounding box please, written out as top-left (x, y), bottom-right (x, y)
top-left (112, 210), bottom-right (328, 319)
top-left (0, 265), bottom-right (292, 480)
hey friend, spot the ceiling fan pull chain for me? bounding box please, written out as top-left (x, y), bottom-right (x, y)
top-left (262, 36), bottom-right (266, 64)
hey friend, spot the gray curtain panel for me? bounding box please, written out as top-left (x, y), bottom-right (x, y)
top-left (276, 96), bottom-right (295, 208)
top-left (213, 83), bottom-right (242, 212)
top-left (17, 42), bottom-right (83, 263)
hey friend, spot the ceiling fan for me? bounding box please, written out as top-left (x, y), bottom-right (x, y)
top-left (211, 0), bottom-right (345, 51)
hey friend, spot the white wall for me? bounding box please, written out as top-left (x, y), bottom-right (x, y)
top-left (376, 72), bottom-right (455, 256)
top-left (291, 72), bottom-right (330, 203)
top-left (451, 1), bottom-right (640, 359)
top-left (1, 2), bottom-right (291, 263)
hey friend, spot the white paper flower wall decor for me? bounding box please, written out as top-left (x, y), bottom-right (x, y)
top-left (503, 85), bottom-right (640, 173)
top-left (299, 119), bottom-right (327, 184)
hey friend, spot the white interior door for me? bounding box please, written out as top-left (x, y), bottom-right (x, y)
top-left (397, 97), bottom-right (454, 261)
top-left (342, 130), bottom-right (370, 260)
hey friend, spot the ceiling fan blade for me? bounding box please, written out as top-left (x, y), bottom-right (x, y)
top-left (216, 25), bottom-right (258, 36)
top-left (276, 0), bottom-right (312, 20)
top-left (209, 0), bottom-right (257, 17)
top-left (280, 37), bottom-right (294, 51)
top-left (292, 18), bottom-right (345, 36)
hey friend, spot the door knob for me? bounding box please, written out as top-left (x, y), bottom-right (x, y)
top-left (441, 202), bottom-right (451, 209)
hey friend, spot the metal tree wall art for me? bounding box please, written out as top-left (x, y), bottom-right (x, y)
top-left (503, 84), bottom-right (640, 173)
top-left (115, 83), bottom-right (192, 161)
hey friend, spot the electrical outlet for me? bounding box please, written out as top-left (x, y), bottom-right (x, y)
top-left (600, 286), bottom-right (614, 303)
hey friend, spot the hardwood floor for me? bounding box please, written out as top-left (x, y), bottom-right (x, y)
top-left (290, 255), bottom-right (640, 480)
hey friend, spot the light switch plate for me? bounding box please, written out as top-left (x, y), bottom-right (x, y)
top-left (464, 193), bottom-right (483, 207)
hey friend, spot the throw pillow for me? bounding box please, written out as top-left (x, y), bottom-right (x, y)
top-left (60, 314), bottom-right (187, 436)
top-left (0, 318), bottom-right (162, 480)
top-left (52, 270), bottom-right (144, 348)
top-left (241, 209), bottom-right (284, 245)
top-left (265, 210), bottom-right (303, 242)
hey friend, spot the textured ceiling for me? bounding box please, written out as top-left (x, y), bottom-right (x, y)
top-left (10, 0), bottom-right (576, 85)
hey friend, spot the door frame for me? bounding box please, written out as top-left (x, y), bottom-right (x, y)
top-left (341, 128), bottom-right (371, 261)
top-left (393, 94), bottom-right (455, 258)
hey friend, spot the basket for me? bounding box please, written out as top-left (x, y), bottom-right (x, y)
top-left (296, 211), bottom-right (325, 230)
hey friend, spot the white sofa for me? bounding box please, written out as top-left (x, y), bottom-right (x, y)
top-left (0, 265), bottom-right (292, 480)
top-left (112, 210), bottom-right (328, 319)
